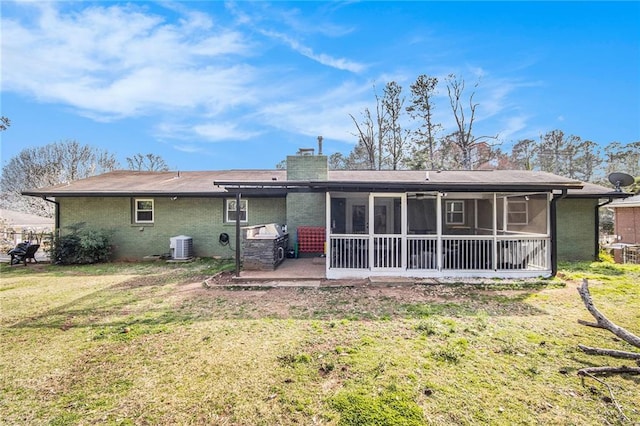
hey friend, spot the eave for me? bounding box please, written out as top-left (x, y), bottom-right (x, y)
top-left (213, 180), bottom-right (585, 193)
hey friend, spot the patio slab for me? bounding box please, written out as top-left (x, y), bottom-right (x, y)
top-left (235, 257), bottom-right (325, 281)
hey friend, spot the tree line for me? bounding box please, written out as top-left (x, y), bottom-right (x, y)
top-left (2, 76), bottom-right (639, 220)
top-left (0, 135), bottom-right (170, 218)
top-left (329, 75), bottom-right (639, 191)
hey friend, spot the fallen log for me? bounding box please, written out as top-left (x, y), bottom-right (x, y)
top-left (577, 279), bottom-right (640, 349)
top-left (577, 366), bottom-right (640, 376)
top-left (575, 278), bottom-right (639, 422)
top-left (577, 344), bottom-right (640, 360)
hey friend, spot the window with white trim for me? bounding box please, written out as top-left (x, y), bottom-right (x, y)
top-left (226, 199), bottom-right (248, 222)
top-left (445, 200), bottom-right (465, 225)
top-left (135, 199), bottom-right (154, 223)
top-left (507, 200), bottom-right (528, 225)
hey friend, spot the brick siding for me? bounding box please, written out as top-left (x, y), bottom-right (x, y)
top-left (614, 207), bottom-right (640, 244)
top-left (556, 198), bottom-right (597, 261)
top-left (58, 196), bottom-right (286, 260)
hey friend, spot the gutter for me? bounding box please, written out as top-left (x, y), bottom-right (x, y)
top-left (550, 189), bottom-right (568, 277)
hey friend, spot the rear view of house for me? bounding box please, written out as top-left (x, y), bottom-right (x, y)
top-left (23, 147), bottom-right (628, 279)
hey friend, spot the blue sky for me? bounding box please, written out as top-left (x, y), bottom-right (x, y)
top-left (1, 1), bottom-right (639, 171)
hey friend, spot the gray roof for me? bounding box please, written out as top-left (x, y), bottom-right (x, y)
top-left (0, 209), bottom-right (54, 228)
top-left (21, 168), bottom-right (622, 198)
top-left (22, 170), bottom-right (287, 197)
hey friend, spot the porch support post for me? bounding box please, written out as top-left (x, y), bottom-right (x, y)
top-left (436, 192), bottom-right (442, 270)
top-left (368, 193), bottom-right (374, 270)
top-left (401, 193), bottom-right (407, 270)
top-left (492, 192), bottom-right (497, 270)
top-left (235, 192), bottom-right (241, 278)
top-left (326, 191), bottom-right (331, 275)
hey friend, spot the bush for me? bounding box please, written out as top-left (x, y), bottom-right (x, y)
top-left (50, 224), bottom-right (113, 265)
top-left (598, 248), bottom-right (615, 263)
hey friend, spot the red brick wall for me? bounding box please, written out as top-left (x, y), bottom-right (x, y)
top-left (614, 207), bottom-right (640, 244)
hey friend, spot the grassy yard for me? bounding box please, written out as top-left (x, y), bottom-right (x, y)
top-left (1, 260), bottom-right (638, 425)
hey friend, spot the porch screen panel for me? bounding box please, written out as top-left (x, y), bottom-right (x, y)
top-left (408, 197), bottom-right (437, 235)
top-left (373, 197), bottom-right (402, 268)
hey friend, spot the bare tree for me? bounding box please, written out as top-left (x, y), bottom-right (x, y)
top-left (0, 140), bottom-right (119, 217)
top-left (349, 109), bottom-right (378, 170)
top-left (406, 75), bottom-right (441, 170)
top-left (445, 74), bottom-right (498, 170)
top-left (126, 153), bottom-right (170, 171)
top-left (373, 85), bottom-right (389, 170)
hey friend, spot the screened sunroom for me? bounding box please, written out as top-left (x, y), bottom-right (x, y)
top-left (325, 191), bottom-right (551, 279)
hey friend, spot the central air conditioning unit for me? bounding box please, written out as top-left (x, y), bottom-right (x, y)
top-left (170, 235), bottom-right (193, 260)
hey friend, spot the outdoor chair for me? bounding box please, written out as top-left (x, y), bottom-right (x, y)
top-left (9, 243), bottom-right (40, 266)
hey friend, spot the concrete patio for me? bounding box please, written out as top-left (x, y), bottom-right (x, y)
top-left (227, 256), bottom-right (419, 288)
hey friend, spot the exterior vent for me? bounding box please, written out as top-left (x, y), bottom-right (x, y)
top-left (170, 235), bottom-right (193, 260)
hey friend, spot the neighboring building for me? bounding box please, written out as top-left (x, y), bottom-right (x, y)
top-left (609, 194), bottom-right (640, 244)
top-left (0, 208), bottom-right (54, 248)
top-left (607, 194), bottom-right (640, 263)
top-left (22, 148), bottom-right (628, 279)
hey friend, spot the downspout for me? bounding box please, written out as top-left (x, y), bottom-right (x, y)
top-left (550, 189), bottom-right (568, 277)
top-left (235, 192), bottom-right (241, 277)
top-left (595, 198), bottom-right (614, 261)
top-left (43, 197), bottom-right (60, 232)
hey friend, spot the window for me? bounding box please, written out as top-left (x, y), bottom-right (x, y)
top-left (445, 200), bottom-right (465, 225)
top-left (226, 199), bottom-right (248, 222)
top-left (507, 200), bottom-right (528, 225)
top-left (135, 199), bottom-right (154, 223)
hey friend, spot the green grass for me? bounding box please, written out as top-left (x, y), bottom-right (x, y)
top-left (1, 259), bottom-right (639, 425)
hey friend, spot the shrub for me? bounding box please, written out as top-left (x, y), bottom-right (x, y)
top-left (598, 248), bottom-right (615, 263)
top-left (50, 224), bottom-right (113, 265)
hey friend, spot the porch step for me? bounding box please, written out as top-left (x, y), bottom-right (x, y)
top-left (219, 277), bottom-right (368, 288)
top-left (368, 276), bottom-right (416, 287)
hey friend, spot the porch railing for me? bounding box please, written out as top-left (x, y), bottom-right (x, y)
top-left (329, 235), bottom-right (369, 269)
top-left (329, 234), bottom-right (549, 272)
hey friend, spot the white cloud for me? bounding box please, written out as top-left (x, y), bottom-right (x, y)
top-left (2, 2), bottom-right (255, 120)
top-left (1, 0), bottom-right (548, 157)
top-left (192, 122), bottom-right (262, 141)
top-left (259, 29), bottom-right (366, 73)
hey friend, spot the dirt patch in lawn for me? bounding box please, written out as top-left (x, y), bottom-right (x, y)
top-left (172, 271), bottom-right (556, 320)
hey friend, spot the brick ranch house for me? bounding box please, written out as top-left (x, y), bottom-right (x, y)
top-left (23, 150), bottom-right (629, 279)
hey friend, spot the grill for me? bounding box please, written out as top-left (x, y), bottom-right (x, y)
top-left (242, 224), bottom-right (289, 270)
